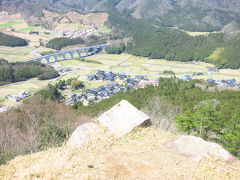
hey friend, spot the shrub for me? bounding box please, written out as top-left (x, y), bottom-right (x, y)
top-left (37, 122), bottom-right (69, 150)
top-left (37, 85), bottom-right (62, 100)
top-left (40, 51), bottom-right (56, 56)
top-left (176, 105), bottom-right (222, 139)
top-left (71, 80), bottom-right (85, 90)
top-left (66, 78), bottom-right (77, 85)
top-left (56, 80), bottom-right (66, 90)
top-left (163, 70), bottom-right (175, 75)
top-left (106, 43), bottom-right (125, 54)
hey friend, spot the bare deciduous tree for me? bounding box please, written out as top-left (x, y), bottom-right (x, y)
top-left (142, 97), bottom-right (181, 134)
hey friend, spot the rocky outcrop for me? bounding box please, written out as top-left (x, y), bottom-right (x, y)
top-left (1, 100), bottom-right (239, 179)
top-left (97, 100), bottom-right (150, 137)
top-left (67, 100), bottom-right (150, 146)
top-left (1, 127), bottom-right (240, 180)
top-left (66, 122), bottom-right (102, 146)
top-left (166, 135), bottom-right (235, 162)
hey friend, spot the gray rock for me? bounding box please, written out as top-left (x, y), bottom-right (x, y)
top-left (67, 122), bottom-right (101, 146)
top-left (97, 100), bottom-right (150, 137)
top-left (166, 135), bottom-right (235, 162)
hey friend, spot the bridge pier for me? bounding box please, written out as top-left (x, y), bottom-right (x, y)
top-left (76, 50), bottom-right (82, 58)
top-left (53, 54), bottom-right (58, 62)
top-left (69, 52), bottom-right (74, 59)
top-left (84, 48), bottom-right (90, 56)
top-left (45, 56), bottom-right (50, 64)
top-left (92, 47), bottom-right (98, 54)
top-left (61, 53), bottom-right (67, 61)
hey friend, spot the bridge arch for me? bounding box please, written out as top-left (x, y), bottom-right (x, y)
top-left (25, 44), bottom-right (109, 64)
top-left (37, 57), bottom-right (49, 64)
top-left (47, 55), bottom-right (58, 63)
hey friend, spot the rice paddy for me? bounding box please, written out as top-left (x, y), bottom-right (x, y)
top-left (0, 21), bottom-right (22, 29)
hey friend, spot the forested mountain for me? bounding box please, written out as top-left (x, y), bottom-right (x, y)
top-left (116, 0), bottom-right (240, 31)
top-left (1, 0), bottom-right (240, 68)
top-left (1, 0), bottom-right (240, 32)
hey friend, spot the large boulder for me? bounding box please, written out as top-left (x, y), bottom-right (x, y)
top-left (66, 122), bottom-right (101, 146)
top-left (97, 100), bottom-right (150, 137)
top-left (166, 136), bottom-right (235, 162)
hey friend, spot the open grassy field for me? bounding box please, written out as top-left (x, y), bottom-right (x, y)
top-left (16, 26), bottom-right (39, 32)
top-left (0, 12), bottom-right (59, 61)
top-left (0, 21), bottom-right (22, 29)
top-left (0, 46), bottom-right (35, 61)
top-left (169, 27), bottom-right (213, 36)
top-left (98, 24), bottom-right (111, 33)
top-left (0, 26), bottom-right (57, 61)
top-left (0, 46), bottom-right (54, 62)
top-left (185, 31), bottom-right (210, 36)
top-left (0, 78), bottom-right (54, 107)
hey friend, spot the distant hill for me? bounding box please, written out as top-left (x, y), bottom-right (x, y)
top-left (1, 0), bottom-right (240, 32)
top-left (116, 0), bottom-right (240, 32)
top-left (1, 0), bottom-right (240, 68)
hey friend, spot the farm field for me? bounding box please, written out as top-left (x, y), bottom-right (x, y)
top-left (0, 46), bottom-right (53, 62)
top-left (2, 53), bottom-right (240, 107)
top-left (1, 52), bottom-right (240, 108)
top-left (16, 26), bottom-right (39, 32)
top-left (59, 53), bottom-right (240, 81)
top-left (0, 78), bottom-right (54, 107)
top-left (0, 10), bottom-right (111, 63)
top-left (0, 21), bottom-right (22, 29)
top-left (0, 18), bottom-right (57, 61)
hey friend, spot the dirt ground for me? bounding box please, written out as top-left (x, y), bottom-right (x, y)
top-left (0, 127), bottom-right (239, 180)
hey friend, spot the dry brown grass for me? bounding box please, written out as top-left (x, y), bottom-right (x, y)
top-left (0, 127), bottom-right (239, 180)
top-left (41, 10), bottom-right (108, 31)
top-left (65, 11), bottom-right (108, 26)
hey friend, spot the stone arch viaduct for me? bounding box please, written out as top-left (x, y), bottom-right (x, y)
top-left (25, 44), bottom-right (108, 64)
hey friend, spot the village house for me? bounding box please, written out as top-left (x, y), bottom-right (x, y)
top-left (179, 74), bottom-right (192, 81)
top-left (7, 91), bottom-right (30, 102)
top-left (207, 67), bottom-right (219, 73)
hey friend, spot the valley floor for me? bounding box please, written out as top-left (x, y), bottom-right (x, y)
top-left (2, 53), bottom-right (240, 107)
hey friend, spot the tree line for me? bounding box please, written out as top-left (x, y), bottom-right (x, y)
top-left (0, 32), bottom-right (28, 47)
top-left (46, 37), bottom-right (85, 50)
top-left (0, 61), bottom-right (59, 86)
top-left (107, 11), bottom-right (240, 69)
